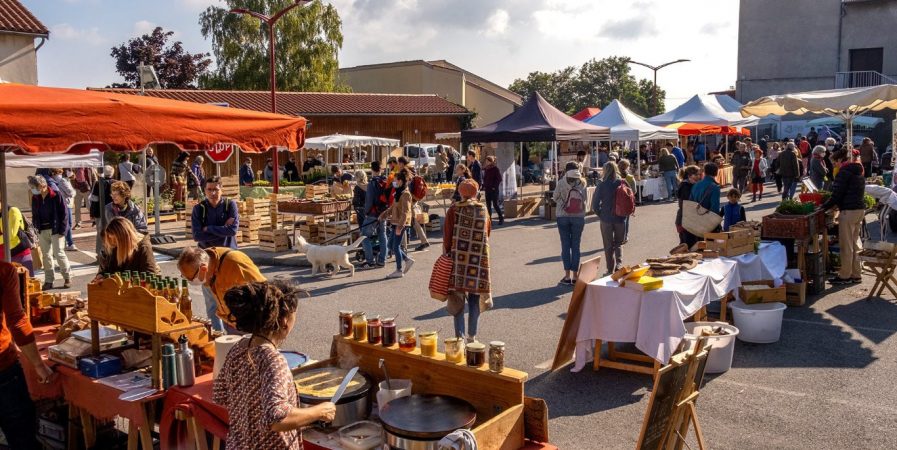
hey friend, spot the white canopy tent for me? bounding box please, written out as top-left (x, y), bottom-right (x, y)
top-left (648, 94), bottom-right (760, 127)
top-left (585, 99), bottom-right (679, 141)
top-left (302, 133), bottom-right (400, 167)
top-left (741, 84), bottom-right (897, 145)
top-left (4, 149), bottom-right (103, 168)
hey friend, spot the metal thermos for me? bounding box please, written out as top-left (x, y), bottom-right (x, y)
top-left (176, 335), bottom-right (195, 387)
top-left (161, 343), bottom-right (177, 389)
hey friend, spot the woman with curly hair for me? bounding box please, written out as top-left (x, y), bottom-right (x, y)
top-left (213, 280), bottom-right (335, 450)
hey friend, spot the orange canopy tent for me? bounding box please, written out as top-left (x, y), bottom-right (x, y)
top-left (0, 84), bottom-right (306, 154)
top-left (0, 84), bottom-right (307, 261)
top-left (665, 122), bottom-right (751, 136)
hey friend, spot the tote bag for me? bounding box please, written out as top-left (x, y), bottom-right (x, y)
top-left (429, 254), bottom-right (453, 301)
top-left (681, 187), bottom-right (722, 237)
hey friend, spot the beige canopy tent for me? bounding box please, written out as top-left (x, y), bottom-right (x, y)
top-left (741, 84), bottom-right (897, 145)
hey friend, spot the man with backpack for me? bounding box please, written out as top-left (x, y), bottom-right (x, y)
top-left (190, 175), bottom-right (239, 331)
top-left (592, 161), bottom-right (635, 275)
top-left (397, 157), bottom-right (431, 251)
top-left (362, 161), bottom-right (390, 269)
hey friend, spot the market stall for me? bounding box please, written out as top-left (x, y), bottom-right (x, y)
top-left (584, 99), bottom-right (679, 201)
top-left (303, 133), bottom-right (399, 169)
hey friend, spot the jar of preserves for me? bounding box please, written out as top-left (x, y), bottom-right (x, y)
top-left (488, 341), bottom-right (505, 373)
top-left (352, 312), bottom-right (367, 342)
top-left (419, 331), bottom-right (438, 357)
top-left (398, 328), bottom-right (416, 352)
top-left (367, 317), bottom-right (382, 345)
top-left (339, 310), bottom-right (353, 338)
top-left (444, 337), bottom-right (464, 363)
top-left (381, 317), bottom-right (397, 347)
top-left (466, 342), bottom-right (486, 368)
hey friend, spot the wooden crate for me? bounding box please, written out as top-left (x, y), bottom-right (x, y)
top-left (259, 228), bottom-right (290, 243)
top-left (739, 280), bottom-right (787, 304)
top-left (704, 230), bottom-right (755, 257)
top-left (305, 184), bottom-right (329, 199)
top-left (242, 230), bottom-right (259, 243)
top-left (785, 281), bottom-right (806, 306)
top-left (762, 211), bottom-right (822, 240)
top-left (505, 198), bottom-right (538, 218)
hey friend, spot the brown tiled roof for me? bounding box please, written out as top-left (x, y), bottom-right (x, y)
top-left (91, 88), bottom-right (470, 117)
top-left (0, 0), bottom-right (49, 36)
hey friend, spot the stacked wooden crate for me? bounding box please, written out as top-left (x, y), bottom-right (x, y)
top-left (238, 200), bottom-right (263, 244)
top-left (267, 193), bottom-right (297, 231)
top-left (258, 228), bottom-right (291, 252)
top-left (220, 175), bottom-right (239, 199)
top-left (319, 220), bottom-right (351, 245)
top-left (298, 221), bottom-right (322, 244)
top-left (305, 184), bottom-right (329, 199)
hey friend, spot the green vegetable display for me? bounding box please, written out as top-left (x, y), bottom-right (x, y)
top-left (776, 199), bottom-right (816, 215)
top-left (864, 193), bottom-right (876, 210)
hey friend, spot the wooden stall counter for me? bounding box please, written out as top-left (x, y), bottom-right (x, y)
top-left (322, 335), bottom-right (546, 450)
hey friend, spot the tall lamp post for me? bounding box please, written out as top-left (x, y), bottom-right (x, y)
top-left (231, 0), bottom-right (310, 193)
top-left (626, 58), bottom-right (690, 116)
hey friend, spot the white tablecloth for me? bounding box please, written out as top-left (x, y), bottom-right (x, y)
top-left (638, 177), bottom-right (668, 200)
top-left (721, 241), bottom-right (787, 282)
top-left (572, 258), bottom-right (741, 371)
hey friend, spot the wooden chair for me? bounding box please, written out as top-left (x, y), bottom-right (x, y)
top-left (862, 241), bottom-right (897, 300)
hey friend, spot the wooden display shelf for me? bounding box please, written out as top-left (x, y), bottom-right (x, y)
top-left (326, 336), bottom-right (541, 450)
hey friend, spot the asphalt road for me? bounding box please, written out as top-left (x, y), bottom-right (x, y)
top-left (60, 186), bottom-right (897, 449)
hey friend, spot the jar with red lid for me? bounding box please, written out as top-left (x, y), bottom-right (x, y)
top-left (367, 317), bottom-right (382, 345)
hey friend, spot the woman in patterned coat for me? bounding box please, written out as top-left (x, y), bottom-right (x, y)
top-left (443, 179), bottom-right (492, 343)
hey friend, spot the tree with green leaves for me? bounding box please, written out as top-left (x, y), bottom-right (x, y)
top-left (199, 0), bottom-right (346, 92)
top-left (109, 26), bottom-right (212, 88)
top-left (508, 56), bottom-right (664, 117)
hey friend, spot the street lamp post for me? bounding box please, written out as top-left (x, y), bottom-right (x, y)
top-left (626, 58), bottom-right (690, 116)
top-left (231, 0), bottom-right (310, 193)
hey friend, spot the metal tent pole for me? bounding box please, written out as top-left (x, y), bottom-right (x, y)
top-left (142, 148), bottom-right (149, 218)
top-left (636, 140), bottom-right (642, 203)
top-left (519, 142), bottom-right (523, 194)
top-left (1, 152), bottom-right (11, 262)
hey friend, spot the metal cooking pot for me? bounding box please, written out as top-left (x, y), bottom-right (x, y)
top-left (294, 367), bottom-right (372, 427)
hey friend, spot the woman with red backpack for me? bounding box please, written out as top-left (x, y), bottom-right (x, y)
top-left (592, 162), bottom-right (630, 275)
top-left (552, 166), bottom-right (588, 285)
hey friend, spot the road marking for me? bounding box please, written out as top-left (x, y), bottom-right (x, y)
top-left (715, 377), bottom-right (897, 414)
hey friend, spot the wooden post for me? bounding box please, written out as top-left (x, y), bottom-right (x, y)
top-left (151, 334), bottom-right (162, 390)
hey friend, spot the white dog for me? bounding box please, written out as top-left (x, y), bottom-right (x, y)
top-left (296, 235), bottom-right (365, 277)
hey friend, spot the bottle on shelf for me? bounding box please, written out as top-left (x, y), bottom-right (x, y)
top-left (179, 279), bottom-right (193, 319)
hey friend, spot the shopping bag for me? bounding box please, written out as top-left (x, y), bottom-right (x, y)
top-left (429, 254), bottom-right (453, 301)
top-left (681, 200), bottom-right (723, 237)
top-left (31, 246), bottom-right (43, 271)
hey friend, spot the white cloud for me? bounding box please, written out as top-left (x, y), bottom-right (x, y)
top-left (181, 0), bottom-right (221, 11)
top-left (482, 9), bottom-right (509, 38)
top-left (50, 23), bottom-right (106, 46)
top-left (132, 20), bottom-right (157, 37)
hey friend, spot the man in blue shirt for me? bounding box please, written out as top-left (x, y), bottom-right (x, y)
top-left (671, 145), bottom-right (685, 167)
top-left (191, 176), bottom-right (239, 330)
top-left (694, 141), bottom-right (707, 163)
top-left (361, 161), bottom-right (389, 268)
top-left (239, 158), bottom-right (255, 186)
top-left (690, 163), bottom-right (721, 215)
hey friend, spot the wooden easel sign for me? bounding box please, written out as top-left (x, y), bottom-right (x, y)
top-left (551, 256), bottom-right (601, 371)
top-left (635, 340), bottom-right (710, 450)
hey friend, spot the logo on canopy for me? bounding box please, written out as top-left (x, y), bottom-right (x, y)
top-left (206, 143), bottom-right (235, 163)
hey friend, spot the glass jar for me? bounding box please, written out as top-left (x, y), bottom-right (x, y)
top-left (419, 331), bottom-right (438, 357)
top-left (381, 318), bottom-right (397, 347)
top-left (488, 341), bottom-right (505, 373)
top-left (466, 342), bottom-right (486, 368)
top-left (367, 317), bottom-right (382, 345)
top-left (352, 312), bottom-right (367, 342)
top-left (398, 328), bottom-right (416, 352)
top-left (444, 337), bottom-right (464, 363)
top-left (339, 310), bottom-right (353, 338)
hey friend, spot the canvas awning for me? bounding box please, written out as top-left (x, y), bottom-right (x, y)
top-left (584, 100), bottom-right (679, 141)
top-left (741, 84), bottom-right (897, 144)
top-left (4, 149), bottom-right (103, 168)
top-left (648, 94), bottom-right (759, 127)
top-left (571, 107), bottom-right (602, 121)
top-left (302, 133), bottom-right (399, 150)
top-left (461, 92), bottom-right (609, 143)
top-left (665, 123), bottom-right (751, 136)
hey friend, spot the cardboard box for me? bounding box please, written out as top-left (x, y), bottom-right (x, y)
top-left (739, 280), bottom-right (787, 304)
top-left (785, 281), bottom-right (807, 306)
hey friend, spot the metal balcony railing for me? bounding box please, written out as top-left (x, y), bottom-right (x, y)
top-left (835, 71), bottom-right (897, 89)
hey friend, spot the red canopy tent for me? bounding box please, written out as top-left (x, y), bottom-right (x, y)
top-left (571, 107), bottom-right (602, 121)
top-left (0, 84), bottom-right (307, 261)
top-left (665, 122), bottom-right (751, 136)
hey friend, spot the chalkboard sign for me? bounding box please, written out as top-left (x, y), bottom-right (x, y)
top-left (636, 358), bottom-right (692, 450)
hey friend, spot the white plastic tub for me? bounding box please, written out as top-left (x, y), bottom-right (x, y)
top-left (375, 379), bottom-right (412, 412)
top-left (684, 321), bottom-right (740, 373)
top-left (730, 301), bottom-right (787, 343)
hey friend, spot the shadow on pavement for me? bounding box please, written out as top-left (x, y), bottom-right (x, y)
top-left (492, 284), bottom-right (572, 310)
top-left (525, 366), bottom-right (651, 419)
top-left (527, 249), bottom-right (602, 266)
top-left (825, 297), bottom-right (897, 344)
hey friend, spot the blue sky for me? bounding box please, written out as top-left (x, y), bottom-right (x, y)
top-left (23, 0), bottom-right (740, 110)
